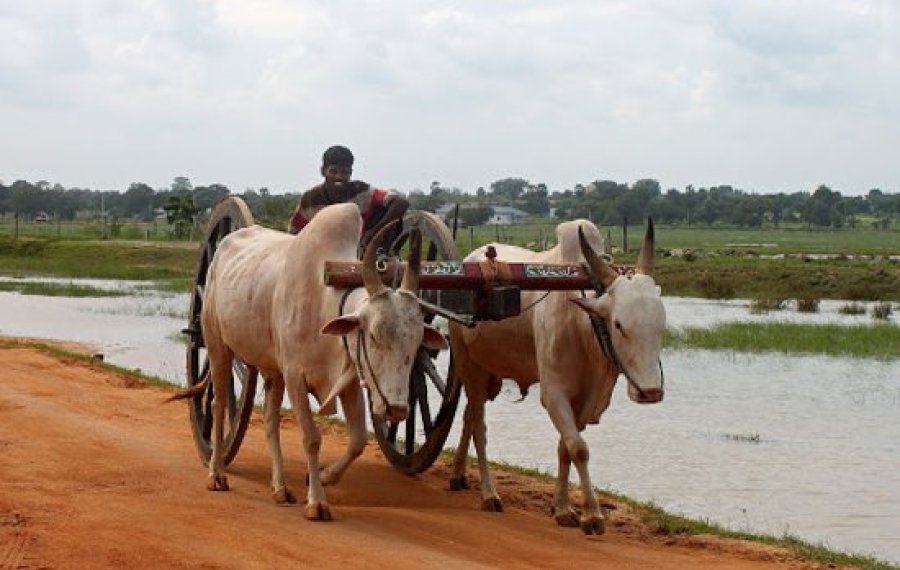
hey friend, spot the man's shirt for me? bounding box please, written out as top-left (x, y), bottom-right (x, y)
top-left (288, 181), bottom-right (393, 235)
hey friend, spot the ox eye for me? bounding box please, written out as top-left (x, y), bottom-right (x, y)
top-left (614, 321), bottom-right (626, 336)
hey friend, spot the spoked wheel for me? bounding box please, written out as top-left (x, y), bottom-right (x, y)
top-left (371, 211), bottom-right (462, 474)
top-left (184, 196), bottom-right (259, 466)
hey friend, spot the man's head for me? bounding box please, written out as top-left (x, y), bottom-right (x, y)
top-left (321, 145), bottom-right (353, 189)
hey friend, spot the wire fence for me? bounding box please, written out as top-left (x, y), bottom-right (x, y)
top-left (3, 215), bottom-right (897, 255)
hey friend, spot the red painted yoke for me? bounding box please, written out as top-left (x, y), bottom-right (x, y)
top-left (323, 260), bottom-right (631, 291)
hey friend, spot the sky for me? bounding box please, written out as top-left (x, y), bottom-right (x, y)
top-left (1, 1), bottom-right (898, 197)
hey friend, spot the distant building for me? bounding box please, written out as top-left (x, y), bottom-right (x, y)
top-left (485, 205), bottom-right (528, 225)
top-left (34, 211), bottom-right (51, 222)
top-left (434, 204), bottom-right (457, 218)
top-left (435, 204), bottom-right (529, 225)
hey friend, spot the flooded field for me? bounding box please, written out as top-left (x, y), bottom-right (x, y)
top-left (0, 281), bottom-right (898, 564)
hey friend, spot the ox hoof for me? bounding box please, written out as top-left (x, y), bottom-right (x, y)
top-left (319, 466), bottom-right (341, 487)
top-left (481, 497), bottom-right (504, 513)
top-left (206, 474), bottom-right (230, 492)
top-left (448, 476), bottom-right (469, 491)
top-left (272, 486), bottom-right (297, 505)
top-left (554, 509), bottom-right (580, 528)
top-left (580, 516), bottom-right (606, 536)
top-left (304, 503), bottom-right (333, 521)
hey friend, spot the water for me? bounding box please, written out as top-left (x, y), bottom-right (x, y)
top-left (0, 283), bottom-right (898, 564)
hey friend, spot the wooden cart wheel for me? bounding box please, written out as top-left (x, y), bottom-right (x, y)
top-left (371, 211), bottom-right (461, 474)
top-left (184, 196), bottom-right (259, 466)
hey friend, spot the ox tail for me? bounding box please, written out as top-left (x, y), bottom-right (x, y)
top-left (165, 376), bottom-right (210, 403)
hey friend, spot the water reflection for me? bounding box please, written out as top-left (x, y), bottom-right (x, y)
top-left (0, 285), bottom-right (898, 564)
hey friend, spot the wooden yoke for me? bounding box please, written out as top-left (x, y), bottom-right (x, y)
top-left (324, 257), bottom-right (633, 323)
top-left (323, 259), bottom-right (597, 291)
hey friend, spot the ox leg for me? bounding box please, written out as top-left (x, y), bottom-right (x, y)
top-left (284, 377), bottom-right (332, 521)
top-left (449, 397), bottom-right (474, 492)
top-left (206, 347), bottom-right (232, 492)
top-left (542, 388), bottom-right (604, 535)
top-left (263, 375), bottom-right (296, 505)
top-left (464, 376), bottom-right (502, 512)
top-left (553, 438), bottom-right (579, 527)
top-left (320, 382), bottom-right (366, 486)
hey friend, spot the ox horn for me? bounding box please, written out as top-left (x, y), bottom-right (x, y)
top-left (401, 225), bottom-right (422, 292)
top-left (635, 217), bottom-right (655, 276)
top-left (578, 225), bottom-right (618, 290)
top-left (362, 221), bottom-right (398, 296)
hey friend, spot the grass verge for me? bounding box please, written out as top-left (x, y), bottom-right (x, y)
top-left (451, 455), bottom-right (898, 570)
top-left (666, 322), bottom-right (900, 360)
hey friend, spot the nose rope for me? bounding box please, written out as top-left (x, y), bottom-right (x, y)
top-left (338, 288), bottom-right (391, 415)
top-left (579, 287), bottom-right (664, 399)
top-left (356, 329), bottom-right (392, 413)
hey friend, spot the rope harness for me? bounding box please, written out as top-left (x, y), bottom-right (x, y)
top-left (339, 288), bottom-right (392, 414)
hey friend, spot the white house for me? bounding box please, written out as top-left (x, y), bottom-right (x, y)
top-left (435, 204), bottom-right (529, 225)
top-left (485, 205), bottom-right (528, 225)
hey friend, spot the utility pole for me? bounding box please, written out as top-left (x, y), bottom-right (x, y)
top-left (101, 194), bottom-right (107, 240)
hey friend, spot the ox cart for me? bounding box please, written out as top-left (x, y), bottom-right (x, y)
top-left (182, 197), bottom-right (606, 475)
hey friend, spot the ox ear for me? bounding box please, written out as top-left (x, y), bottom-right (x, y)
top-left (321, 315), bottom-right (361, 336)
top-left (421, 324), bottom-right (449, 351)
top-left (569, 296), bottom-right (610, 318)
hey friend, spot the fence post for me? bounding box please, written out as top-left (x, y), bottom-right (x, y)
top-left (13, 212), bottom-right (18, 241)
top-left (622, 216), bottom-right (628, 253)
top-left (469, 226), bottom-right (474, 253)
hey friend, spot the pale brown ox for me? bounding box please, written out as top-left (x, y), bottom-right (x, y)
top-left (177, 203), bottom-right (447, 521)
top-left (449, 219), bottom-right (664, 535)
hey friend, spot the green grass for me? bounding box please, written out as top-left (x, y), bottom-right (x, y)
top-left (452, 222), bottom-right (900, 301)
top-left (650, 225), bottom-right (900, 255)
top-left (654, 256), bottom-right (900, 301)
top-left (0, 280), bottom-right (126, 297)
top-left (3, 224), bottom-right (900, 302)
top-left (452, 220), bottom-right (900, 256)
top-left (666, 322), bottom-right (900, 360)
top-left (0, 238), bottom-right (196, 281)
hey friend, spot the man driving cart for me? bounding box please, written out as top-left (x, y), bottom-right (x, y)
top-left (288, 145), bottom-right (409, 251)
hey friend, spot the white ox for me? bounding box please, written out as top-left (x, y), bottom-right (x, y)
top-left (179, 203), bottom-right (447, 521)
top-left (448, 219), bottom-right (665, 535)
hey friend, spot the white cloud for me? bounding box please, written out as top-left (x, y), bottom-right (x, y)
top-left (1, 0), bottom-right (898, 195)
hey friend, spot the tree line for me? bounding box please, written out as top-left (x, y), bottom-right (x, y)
top-left (2, 175), bottom-right (898, 231)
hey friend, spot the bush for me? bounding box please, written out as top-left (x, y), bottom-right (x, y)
top-left (871, 302), bottom-right (894, 320)
top-left (796, 298), bottom-right (820, 313)
top-left (838, 302), bottom-right (866, 316)
top-left (697, 275), bottom-right (735, 299)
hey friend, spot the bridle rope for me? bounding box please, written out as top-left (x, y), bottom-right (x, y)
top-left (338, 288), bottom-right (391, 413)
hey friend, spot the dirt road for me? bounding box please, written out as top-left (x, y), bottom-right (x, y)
top-left (0, 344), bottom-right (833, 569)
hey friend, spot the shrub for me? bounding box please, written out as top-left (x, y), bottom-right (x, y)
top-left (838, 302), bottom-right (866, 316)
top-left (796, 298), bottom-right (820, 313)
top-left (871, 302), bottom-right (893, 321)
top-left (697, 275), bottom-right (735, 299)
